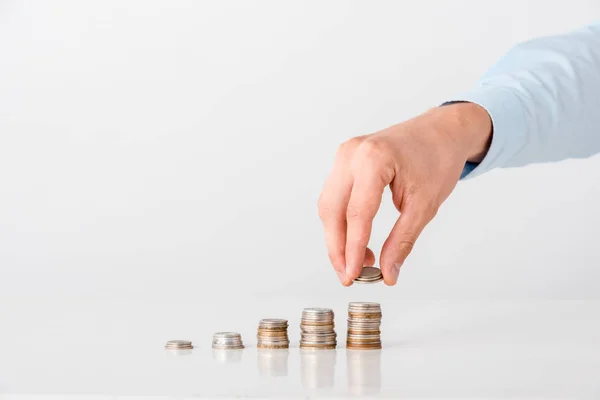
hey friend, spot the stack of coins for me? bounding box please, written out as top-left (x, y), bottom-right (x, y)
top-left (212, 332), bottom-right (244, 350)
top-left (164, 340), bottom-right (193, 350)
top-left (257, 318), bottom-right (290, 349)
top-left (300, 308), bottom-right (337, 349)
top-left (354, 267), bottom-right (383, 284)
top-left (346, 302), bottom-right (382, 349)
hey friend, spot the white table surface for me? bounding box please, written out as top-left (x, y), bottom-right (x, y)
top-left (1, 299), bottom-right (599, 399)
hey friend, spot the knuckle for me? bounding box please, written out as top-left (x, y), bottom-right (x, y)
top-left (337, 136), bottom-right (365, 157)
top-left (397, 240), bottom-right (414, 258)
top-left (354, 139), bottom-right (395, 183)
top-left (357, 138), bottom-right (387, 162)
top-left (395, 232), bottom-right (417, 247)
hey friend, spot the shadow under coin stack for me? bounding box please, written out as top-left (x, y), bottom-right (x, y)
top-left (346, 302), bottom-right (382, 350)
top-left (212, 332), bottom-right (244, 350)
top-left (257, 319), bottom-right (290, 349)
top-left (300, 308), bottom-right (337, 349)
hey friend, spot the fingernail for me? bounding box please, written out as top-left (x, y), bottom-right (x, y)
top-left (336, 270), bottom-right (346, 283)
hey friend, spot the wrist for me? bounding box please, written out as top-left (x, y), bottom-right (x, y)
top-left (432, 102), bottom-right (492, 163)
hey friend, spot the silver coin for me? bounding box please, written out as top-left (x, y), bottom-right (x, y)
top-left (213, 340), bottom-right (243, 347)
top-left (212, 344), bottom-right (245, 350)
top-left (353, 267), bottom-right (383, 283)
top-left (165, 340), bottom-right (192, 347)
top-left (165, 340), bottom-right (193, 350)
top-left (354, 275), bottom-right (382, 282)
top-left (303, 307), bottom-right (334, 314)
top-left (300, 325), bottom-right (335, 333)
top-left (347, 333), bottom-right (381, 340)
top-left (301, 317), bottom-right (334, 323)
top-left (259, 318), bottom-right (288, 327)
top-left (354, 277), bottom-right (383, 284)
top-left (356, 267), bottom-right (383, 279)
top-left (213, 332), bottom-right (242, 339)
top-left (300, 340), bottom-right (337, 345)
top-left (348, 302), bottom-right (381, 310)
top-left (302, 308), bottom-right (334, 320)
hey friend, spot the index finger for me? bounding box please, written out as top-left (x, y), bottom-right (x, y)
top-left (344, 169), bottom-right (389, 281)
top-left (318, 138), bottom-right (365, 285)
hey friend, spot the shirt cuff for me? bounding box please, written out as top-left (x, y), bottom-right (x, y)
top-left (445, 86), bottom-right (528, 179)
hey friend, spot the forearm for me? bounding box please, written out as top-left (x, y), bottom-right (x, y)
top-left (450, 22), bottom-right (600, 178)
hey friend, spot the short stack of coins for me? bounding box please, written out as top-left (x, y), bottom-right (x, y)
top-left (212, 332), bottom-right (244, 350)
top-left (346, 302), bottom-right (382, 350)
top-left (300, 308), bottom-right (337, 349)
top-left (257, 318), bottom-right (290, 349)
top-left (164, 340), bottom-right (193, 350)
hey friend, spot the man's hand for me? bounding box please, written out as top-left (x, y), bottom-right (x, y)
top-left (318, 103), bottom-right (492, 286)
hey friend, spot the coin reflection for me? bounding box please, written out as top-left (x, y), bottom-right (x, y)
top-left (165, 349), bottom-right (193, 356)
top-left (257, 348), bottom-right (289, 377)
top-left (212, 348), bottom-right (243, 364)
top-left (346, 349), bottom-right (382, 395)
top-left (300, 349), bottom-right (337, 391)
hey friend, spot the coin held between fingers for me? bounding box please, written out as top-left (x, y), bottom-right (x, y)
top-left (353, 266), bottom-right (383, 284)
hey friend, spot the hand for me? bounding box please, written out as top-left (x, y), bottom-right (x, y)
top-left (318, 103), bottom-right (492, 286)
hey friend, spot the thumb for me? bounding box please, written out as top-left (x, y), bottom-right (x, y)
top-left (380, 204), bottom-right (432, 286)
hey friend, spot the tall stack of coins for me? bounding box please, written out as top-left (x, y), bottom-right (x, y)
top-left (212, 332), bottom-right (244, 350)
top-left (346, 302), bottom-right (382, 349)
top-left (300, 308), bottom-right (337, 349)
top-left (257, 318), bottom-right (290, 349)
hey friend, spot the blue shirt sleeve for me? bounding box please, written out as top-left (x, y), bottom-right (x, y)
top-left (448, 22), bottom-right (600, 179)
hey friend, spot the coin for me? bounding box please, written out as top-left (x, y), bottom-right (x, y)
top-left (346, 343), bottom-right (382, 350)
top-left (353, 267), bottom-right (383, 284)
top-left (164, 340), bottom-right (193, 350)
top-left (301, 342), bottom-right (337, 347)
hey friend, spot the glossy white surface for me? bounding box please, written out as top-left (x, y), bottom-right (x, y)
top-left (1, 299), bottom-right (599, 398)
top-left (2, 2), bottom-right (600, 399)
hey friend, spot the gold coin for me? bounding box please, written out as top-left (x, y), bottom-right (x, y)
top-left (346, 343), bottom-right (382, 349)
top-left (300, 344), bottom-right (337, 350)
top-left (257, 343), bottom-right (290, 349)
top-left (348, 312), bottom-right (382, 319)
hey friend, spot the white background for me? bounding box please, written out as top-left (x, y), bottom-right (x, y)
top-left (1, 1), bottom-right (600, 397)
